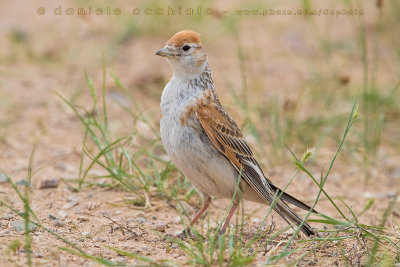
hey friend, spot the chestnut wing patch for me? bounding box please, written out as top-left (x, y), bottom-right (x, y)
top-left (196, 101), bottom-right (277, 203)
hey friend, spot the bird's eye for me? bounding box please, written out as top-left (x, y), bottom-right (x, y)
top-left (182, 45), bottom-right (190, 51)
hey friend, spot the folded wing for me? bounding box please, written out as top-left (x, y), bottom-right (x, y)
top-left (196, 96), bottom-right (316, 236)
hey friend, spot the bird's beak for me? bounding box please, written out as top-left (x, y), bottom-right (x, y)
top-left (155, 47), bottom-right (173, 57)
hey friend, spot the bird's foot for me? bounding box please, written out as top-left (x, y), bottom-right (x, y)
top-left (165, 227), bottom-right (203, 241)
top-left (218, 228), bottom-right (226, 236)
top-left (176, 227), bottom-right (194, 240)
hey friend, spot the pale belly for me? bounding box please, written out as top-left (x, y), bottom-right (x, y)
top-left (160, 112), bottom-right (238, 198)
top-left (160, 112), bottom-right (264, 203)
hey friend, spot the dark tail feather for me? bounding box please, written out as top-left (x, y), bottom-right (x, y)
top-left (269, 183), bottom-right (318, 214)
top-left (272, 201), bottom-right (316, 236)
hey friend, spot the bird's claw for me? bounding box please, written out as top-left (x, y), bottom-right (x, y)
top-left (165, 227), bottom-right (204, 241)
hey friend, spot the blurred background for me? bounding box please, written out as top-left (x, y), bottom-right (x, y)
top-left (0, 0), bottom-right (399, 265)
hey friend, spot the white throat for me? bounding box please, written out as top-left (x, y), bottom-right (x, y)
top-left (166, 58), bottom-right (208, 80)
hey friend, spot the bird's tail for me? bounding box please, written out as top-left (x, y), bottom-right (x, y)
top-left (282, 207), bottom-right (316, 237)
top-left (269, 184), bottom-right (318, 214)
top-left (271, 199), bottom-right (316, 236)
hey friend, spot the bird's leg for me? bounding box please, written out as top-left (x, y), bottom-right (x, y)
top-left (178, 194), bottom-right (211, 239)
top-left (190, 194), bottom-right (212, 225)
top-left (220, 201), bottom-right (239, 234)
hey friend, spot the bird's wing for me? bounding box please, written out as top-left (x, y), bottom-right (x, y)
top-left (196, 98), bottom-right (275, 203)
top-left (196, 95), bottom-right (316, 236)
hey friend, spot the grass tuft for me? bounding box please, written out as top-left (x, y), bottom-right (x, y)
top-left (6, 240), bottom-right (22, 255)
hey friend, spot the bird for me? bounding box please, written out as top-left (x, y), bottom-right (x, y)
top-left (155, 30), bottom-right (317, 237)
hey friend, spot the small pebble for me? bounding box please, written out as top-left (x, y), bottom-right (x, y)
top-left (135, 211), bottom-right (145, 217)
top-left (173, 230), bottom-right (182, 236)
top-left (135, 217), bottom-right (146, 224)
top-left (2, 213), bottom-right (13, 220)
top-left (173, 216), bottom-right (181, 224)
top-left (34, 251), bottom-right (44, 258)
top-left (54, 162), bottom-right (67, 171)
top-left (58, 210), bottom-right (67, 219)
top-left (81, 231), bottom-right (91, 238)
top-left (251, 218), bottom-right (260, 224)
top-left (67, 195), bottom-right (78, 202)
top-left (53, 220), bottom-right (65, 227)
top-left (152, 222), bottom-right (166, 232)
top-left (0, 230), bottom-right (10, 237)
top-left (0, 172), bottom-right (8, 183)
top-left (16, 179), bottom-right (28, 186)
top-left (77, 216), bottom-right (89, 222)
top-left (39, 178), bottom-right (59, 189)
top-left (10, 219), bottom-right (38, 233)
top-left (63, 200), bottom-right (79, 209)
top-left (49, 214), bottom-right (58, 220)
top-left (94, 237), bottom-right (105, 242)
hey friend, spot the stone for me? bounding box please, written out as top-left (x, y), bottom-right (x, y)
top-left (34, 251), bottom-right (44, 258)
top-left (49, 214), bottom-right (58, 220)
top-left (58, 210), bottom-right (67, 219)
top-left (135, 211), bottom-right (145, 217)
top-left (152, 222), bottom-right (166, 232)
top-left (0, 172), bottom-right (8, 183)
top-left (16, 179), bottom-right (28, 186)
top-left (81, 231), bottom-right (91, 238)
top-left (94, 237), bottom-right (105, 242)
top-left (39, 178), bottom-right (60, 189)
top-left (66, 195), bottom-right (78, 202)
top-left (2, 213), bottom-right (13, 220)
top-left (53, 220), bottom-right (65, 227)
top-left (10, 219), bottom-right (38, 233)
top-left (135, 217), bottom-right (146, 224)
top-left (63, 200), bottom-right (79, 209)
top-left (77, 216), bottom-right (89, 222)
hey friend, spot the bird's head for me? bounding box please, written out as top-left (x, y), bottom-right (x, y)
top-left (155, 30), bottom-right (208, 79)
